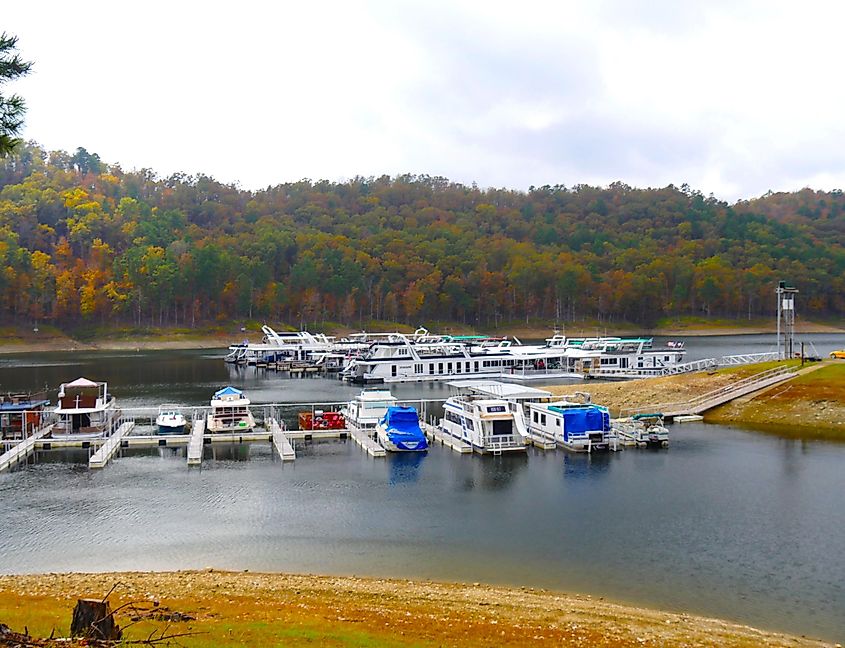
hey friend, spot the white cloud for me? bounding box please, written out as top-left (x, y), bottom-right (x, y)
top-left (5, 0), bottom-right (845, 200)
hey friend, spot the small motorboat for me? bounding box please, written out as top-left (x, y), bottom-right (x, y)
top-left (156, 404), bottom-right (187, 435)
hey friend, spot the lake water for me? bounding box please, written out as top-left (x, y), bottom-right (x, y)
top-left (0, 333), bottom-right (844, 642)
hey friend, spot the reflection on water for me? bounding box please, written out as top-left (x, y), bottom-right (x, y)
top-left (387, 452), bottom-right (426, 486)
top-left (1, 343), bottom-right (845, 642)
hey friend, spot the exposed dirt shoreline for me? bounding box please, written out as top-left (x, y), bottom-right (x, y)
top-left (0, 571), bottom-right (834, 647)
top-left (1, 321), bottom-right (842, 355)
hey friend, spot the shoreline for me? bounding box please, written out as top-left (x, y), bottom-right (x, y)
top-left (0, 570), bottom-right (834, 647)
top-left (0, 322), bottom-right (843, 355)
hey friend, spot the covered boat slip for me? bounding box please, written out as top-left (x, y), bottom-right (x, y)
top-left (1, 395), bottom-right (50, 440)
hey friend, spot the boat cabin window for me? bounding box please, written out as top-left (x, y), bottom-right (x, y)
top-left (491, 419), bottom-right (513, 435)
top-left (364, 401), bottom-right (391, 410)
top-left (532, 411), bottom-right (538, 423)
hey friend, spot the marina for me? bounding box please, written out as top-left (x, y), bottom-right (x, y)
top-left (0, 337), bottom-right (844, 642)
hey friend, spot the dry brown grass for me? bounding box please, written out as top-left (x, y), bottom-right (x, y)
top-left (0, 571), bottom-right (834, 647)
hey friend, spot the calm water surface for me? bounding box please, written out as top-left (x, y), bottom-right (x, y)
top-left (0, 335), bottom-right (843, 642)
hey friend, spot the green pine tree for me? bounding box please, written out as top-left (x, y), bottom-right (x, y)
top-left (0, 32), bottom-right (33, 157)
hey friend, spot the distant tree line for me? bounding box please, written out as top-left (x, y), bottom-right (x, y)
top-left (0, 142), bottom-right (843, 329)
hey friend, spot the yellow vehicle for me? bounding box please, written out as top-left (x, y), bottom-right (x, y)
top-left (830, 350), bottom-right (845, 359)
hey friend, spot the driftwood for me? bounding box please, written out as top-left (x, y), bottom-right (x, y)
top-left (70, 598), bottom-right (121, 640)
top-left (0, 582), bottom-right (203, 646)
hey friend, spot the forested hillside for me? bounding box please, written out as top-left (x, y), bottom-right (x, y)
top-left (1, 143), bottom-right (843, 329)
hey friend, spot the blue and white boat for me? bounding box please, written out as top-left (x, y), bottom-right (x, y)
top-left (156, 404), bottom-right (187, 435)
top-left (526, 399), bottom-right (617, 452)
top-left (375, 406), bottom-right (428, 452)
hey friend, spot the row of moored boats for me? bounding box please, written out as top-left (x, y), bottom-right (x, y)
top-left (2, 378), bottom-right (668, 454)
top-left (225, 327), bottom-right (688, 382)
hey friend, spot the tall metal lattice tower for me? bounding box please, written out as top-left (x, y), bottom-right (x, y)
top-left (776, 281), bottom-right (799, 360)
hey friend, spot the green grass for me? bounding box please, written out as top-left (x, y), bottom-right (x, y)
top-left (175, 621), bottom-right (429, 648)
top-left (715, 359), bottom-right (802, 377)
top-left (792, 362), bottom-right (845, 384)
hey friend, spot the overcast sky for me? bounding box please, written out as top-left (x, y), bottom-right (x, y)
top-left (6, 1), bottom-right (845, 201)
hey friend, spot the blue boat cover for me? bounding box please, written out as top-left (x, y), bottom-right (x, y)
top-left (550, 405), bottom-right (611, 434)
top-left (380, 406), bottom-right (428, 449)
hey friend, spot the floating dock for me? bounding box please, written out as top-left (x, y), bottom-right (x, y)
top-left (672, 414), bottom-right (704, 423)
top-left (0, 424), bottom-right (53, 473)
top-left (347, 425), bottom-right (386, 457)
top-left (187, 418), bottom-right (205, 466)
top-left (89, 421), bottom-right (135, 469)
top-left (422, 423), bottom-right (472, 454)
top-left (268, 419), bottom-right (295, 461)
top-left (524, 429), bottom-right (557, 450)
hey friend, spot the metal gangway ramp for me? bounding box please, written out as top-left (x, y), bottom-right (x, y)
top-left (628, 365), bottom-right (798, 418)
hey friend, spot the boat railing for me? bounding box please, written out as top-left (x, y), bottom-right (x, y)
top-left (484, 434), bottom-right (526, 452)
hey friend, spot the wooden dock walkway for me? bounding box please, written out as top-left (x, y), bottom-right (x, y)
top-left (0, 424), bottom-right (53, 473)
top-left (268, 418), bottom-right (295, 461)
top-left (422, 423), bottom-right (472, 454)
top-left (89, 421), bottom-right (135, 469)
top-left (348, 425), bottom-right (386, 457)
top-left (187, 418), bottom-right (205, 466)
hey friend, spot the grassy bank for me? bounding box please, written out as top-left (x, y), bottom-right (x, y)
top-left (706, 362), bottom-right (845, 439)
top-left (545, 360), bottom-right (845, 441)
top-left (0, 571), bottom-right (833, 647)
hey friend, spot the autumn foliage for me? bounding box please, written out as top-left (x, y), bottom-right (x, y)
top-left (1, 143), bottom-right (843, 329)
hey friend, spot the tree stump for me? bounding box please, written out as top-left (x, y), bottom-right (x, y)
top-left (70, 598), bottom-right (122, 640)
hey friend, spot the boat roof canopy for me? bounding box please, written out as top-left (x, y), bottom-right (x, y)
top-left (65, 377), bottom-right (99, 388)
top-left (0, 399), bottom-right (49, 412)
top-left (214, 386), bottom-right (243, 398)
top-left (446, 380), bottom-right (552, 401)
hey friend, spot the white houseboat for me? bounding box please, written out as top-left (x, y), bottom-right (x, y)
top-left (339, 332), bottom-right (582, 384)
top-left (440, 387), bottom-right (529, 455)
top-left (225, 326), bottom-right (336, 365)
top-left (340, 388), bottom-right (397, 433)
top-left (53, 378), bottom-right (120, 439)
top-left (567, 337), bottom-right (687, 379)
top-left (525, 396), bottom-right (618, 452)
top-left (340, 331), bottom-right (687, 384)
top-left (206, 386), bottom-right (256, 433)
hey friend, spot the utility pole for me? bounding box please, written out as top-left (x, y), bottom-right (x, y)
top-left (775, 281), bottom-right (799, 360)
